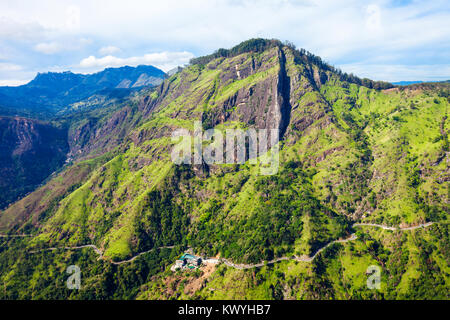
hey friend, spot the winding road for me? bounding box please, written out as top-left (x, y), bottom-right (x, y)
top-left (2, 221), bottom-right (436, 269)
top-left (29, 244), bottom-right (176, 265)
top-left (221, 222), bottom-right (435, 269)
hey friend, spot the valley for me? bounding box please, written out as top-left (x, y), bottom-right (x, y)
top-left (0, 65), bottom-right (166, 210)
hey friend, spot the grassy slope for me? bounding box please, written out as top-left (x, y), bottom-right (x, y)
top-left (0, 43), bottom-right (448, 299)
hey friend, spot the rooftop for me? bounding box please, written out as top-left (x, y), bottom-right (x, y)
top-left (180, 253), bottom-right (198, 260)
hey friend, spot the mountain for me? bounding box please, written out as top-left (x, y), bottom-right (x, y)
top-left (0, 117), bottom-right (68, 210)
top-left (0, 39), bottom-right (448, 300)
top-left (0, 88), bottom-right (144, 210)
top-left (166, 66), bottom-right (183, 77)
top-left (0, 65), bottom-right (164, 210)
top-left (0, 65), bottom-right (166, 118)
top-left (393, 81), bottom-right (424, 86)
top-left (393, 80), bottom-right (450, 86)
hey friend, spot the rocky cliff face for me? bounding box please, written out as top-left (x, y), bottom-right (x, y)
top-left (0, 117), bottom-right (68, 209)
top-left (0, 66), bottom-right (166, 209)
top-left (67, 104), bottom-right (141, 160)
top-left (3, 40), bottom-right (448, 238)
top-left (0, 39), bottom-right (448, 299)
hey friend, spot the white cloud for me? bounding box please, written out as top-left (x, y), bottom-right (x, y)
top-left (33, 38), bottom-right (92, 54)
top-left (78, 51), bottom-right (195, 72)
top-left (34, 42), bottom-right (62, 54)
top-left (365, 4), bottom-right (382, 33)
top-left (98, 46), bottom-right (121, 56)
top-left (66, 5), bottom-right (81, 31)
top-left (339, 63), bottom-right (450, 82)
top-left (0, 17), bottom-right (49, 42)
top-left (0, 64), bottom-right (34, 86)
top-left (0, 79), bottom-right (29, 86)
top-left (0, 0), bottom-right (448, 81)
top-left (0, 63), bottom-right (22, 72)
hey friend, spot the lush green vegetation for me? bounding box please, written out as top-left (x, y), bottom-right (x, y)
top-left (0, 237), bottom-right (182, 299)
top-left (0, 40), bottom-right (448, 300)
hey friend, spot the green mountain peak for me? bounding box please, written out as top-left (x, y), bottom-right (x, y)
top-left (0, 40), bottom-right (448, 300)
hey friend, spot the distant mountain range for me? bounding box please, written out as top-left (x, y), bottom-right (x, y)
top-left (392, 80), bottom-right (450, 86)
top-left (0, 65), bottom-right (166, 118)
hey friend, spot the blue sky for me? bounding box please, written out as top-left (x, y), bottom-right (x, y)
top-left (0, 0), bottom-right (448, 85)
